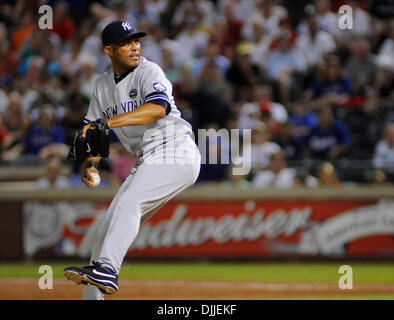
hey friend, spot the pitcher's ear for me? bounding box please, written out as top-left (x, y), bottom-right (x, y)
top-left (104, 45), bottom-right (113, 57)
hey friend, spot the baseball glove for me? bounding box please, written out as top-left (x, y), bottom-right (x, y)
top-left (67, 119), bottom-right (110, 161)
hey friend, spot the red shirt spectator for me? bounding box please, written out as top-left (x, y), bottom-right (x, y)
top-left (0, 121), bottom-right (8, 147)
top-left (220, 1), bottom-right (244, 49)
top-left (51, 1), bottom-right (76, 43)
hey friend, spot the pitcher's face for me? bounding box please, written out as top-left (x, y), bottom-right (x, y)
top-left (105, 37), bottom-right (142, 70)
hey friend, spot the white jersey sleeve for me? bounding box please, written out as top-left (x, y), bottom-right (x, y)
top-left (139, 63), bottom-right (172, 110)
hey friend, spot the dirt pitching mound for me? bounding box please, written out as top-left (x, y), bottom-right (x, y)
top-left (0, 279), bottom-right (393, 300)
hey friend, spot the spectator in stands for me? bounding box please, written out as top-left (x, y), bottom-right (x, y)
top-left (246, 121), bottom-right (282, 175)
top-left (78, 55), bottom-right (99, 98)
top-left (238, 85), bottom-right (288, 133)
top-left (335, 0), bottom-right (372, 43)
top-left (42, 42), bottom-right (62, 77)
top-left (172, 0), bottom-right (216, 34)
top-left (10, 12), bottom-right (36, 54)
top-left (256, 85), bottom-right (288, 133)
top-left (252, 0), bottom-right (288, 38)
top-left (370, 21), bottom-right (394, 111)
top-left (293, 167), bottom-right (318, 187)
top-left (269, 15), bottom-right (298, 49)
top-left (173, 63), bottom-right (198, 125)
top-left (130, 0), bottom-right (161, 26)
top-left (17, 30), bottom-right (47, 77)
top-left (307, 54), bottom-right (353, 108)
top-left (207, 16), bottom-right (240, 63)
top-left (141, 24), bottom-right (168, 65)
top-left (273, 121), bottom-right (303, 161)
top-left (252, 151), bottom-right (296, 189)
top-left (24, 56), bottom-right (45, 93)
top-left (237, 97), bottom-right (263, 132)
top-left (317, 162), bottom-right (342, 188)
top-left (287, 100), bottom-right (318, 157)
top-left (175, 20), bottom-right (209, 59)
top-left (60, 35), bottom-right (94, 77)
top-left (226, 42), bottom-right (261, 102)
top-left (51, 1), bottom-right (76, 44)
top-left (301, 0), bottom-right (371, 43)
top-left (0, 76), bottom-right (11, 116)
top-left (0, 114), bottom-right (9, 161)
top-left (377, 19), bottom-right (394, 61)
top-left (192, 59), bottom-right (233, 129)
top-left (345, 38), bottom-right (376, 96)
top-left (193, 42), bottom-right (230, 78)
top-left (373, 122), bottom-right (394, 174)
top-left (80, 18), bottom-right (112, 74)
top-left (295, 13), bottom-right (336, 70)
top-left (305, 106), bottom-right (351, 160)
top-left (289, 101), bottom-right (318, 140)
top-left (371, 60), bottom-right (394, 111)
top-left (249, 20), bottom-right (272, 73)
top-left (297, 0), bottom-right (338, 37)
top-left (370, 169), bottom-right (387, 186)
top-left (218, 0), bottom-right (257, 26)
top-left (89, 2), bottom-right (132, 24)
top-left (0, 93), bottom-right (30, 161)
top-left (146, 0), bottom-right (171, 21)
top-left (216, 0), bottom-right (244, 49)
top-left (10, 76), bottom-right (39, 116)
top-left (0, 23), bottom-right (17, 78)
top-left (23, 104), bottom-right (68, 161)
top-left (160, 45), bottom-right (183, 84)
top-left (35, 156), bottom-right (72, 189)
top-left (264, 30), bottom-right (306, 104)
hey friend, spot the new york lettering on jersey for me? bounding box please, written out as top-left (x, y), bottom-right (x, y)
top-left (102, 99), bottom-right (143, 118)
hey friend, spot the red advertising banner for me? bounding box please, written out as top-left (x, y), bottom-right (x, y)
top-left (23, 199), bottom-right (394, 258)
top-left (127, 200), bottom-right (394, 258)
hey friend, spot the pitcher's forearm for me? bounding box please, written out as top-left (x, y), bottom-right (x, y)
top-left (107, 103), bottom-right (166, 128)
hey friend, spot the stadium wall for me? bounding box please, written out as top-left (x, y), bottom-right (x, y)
top-left (1, 186), bottom-right (393, 260)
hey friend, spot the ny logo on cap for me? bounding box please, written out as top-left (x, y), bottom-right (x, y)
top-left (122, 22), bottom-right (133, 31)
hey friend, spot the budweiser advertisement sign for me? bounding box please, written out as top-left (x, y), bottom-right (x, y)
top-left (23, 200), bottom-right (394, 258)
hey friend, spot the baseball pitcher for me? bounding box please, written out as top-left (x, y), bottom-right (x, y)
top-left (64, 20), bottom-right (201, 300)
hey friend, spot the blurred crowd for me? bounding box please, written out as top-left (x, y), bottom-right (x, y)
top-left (0, 0), bottom-right (393, 189)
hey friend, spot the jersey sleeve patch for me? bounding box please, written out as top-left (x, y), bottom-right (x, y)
top-left (153, 82), bottom-right (166, 92)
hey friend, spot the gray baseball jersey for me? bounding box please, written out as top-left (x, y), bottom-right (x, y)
top-left (84, 56), bottom-right (193, 157)
top-left (81, 56), bottom-right (201, 300)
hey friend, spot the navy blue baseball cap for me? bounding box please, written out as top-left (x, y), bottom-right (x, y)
top-left (102, 20), bottom-right (147, 46)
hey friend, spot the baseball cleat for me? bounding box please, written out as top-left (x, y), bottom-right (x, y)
top-left (64, 261), bottom-right (118, 295)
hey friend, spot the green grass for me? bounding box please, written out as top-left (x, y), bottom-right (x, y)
top-left (0, 261), bottom-right (393, 285)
